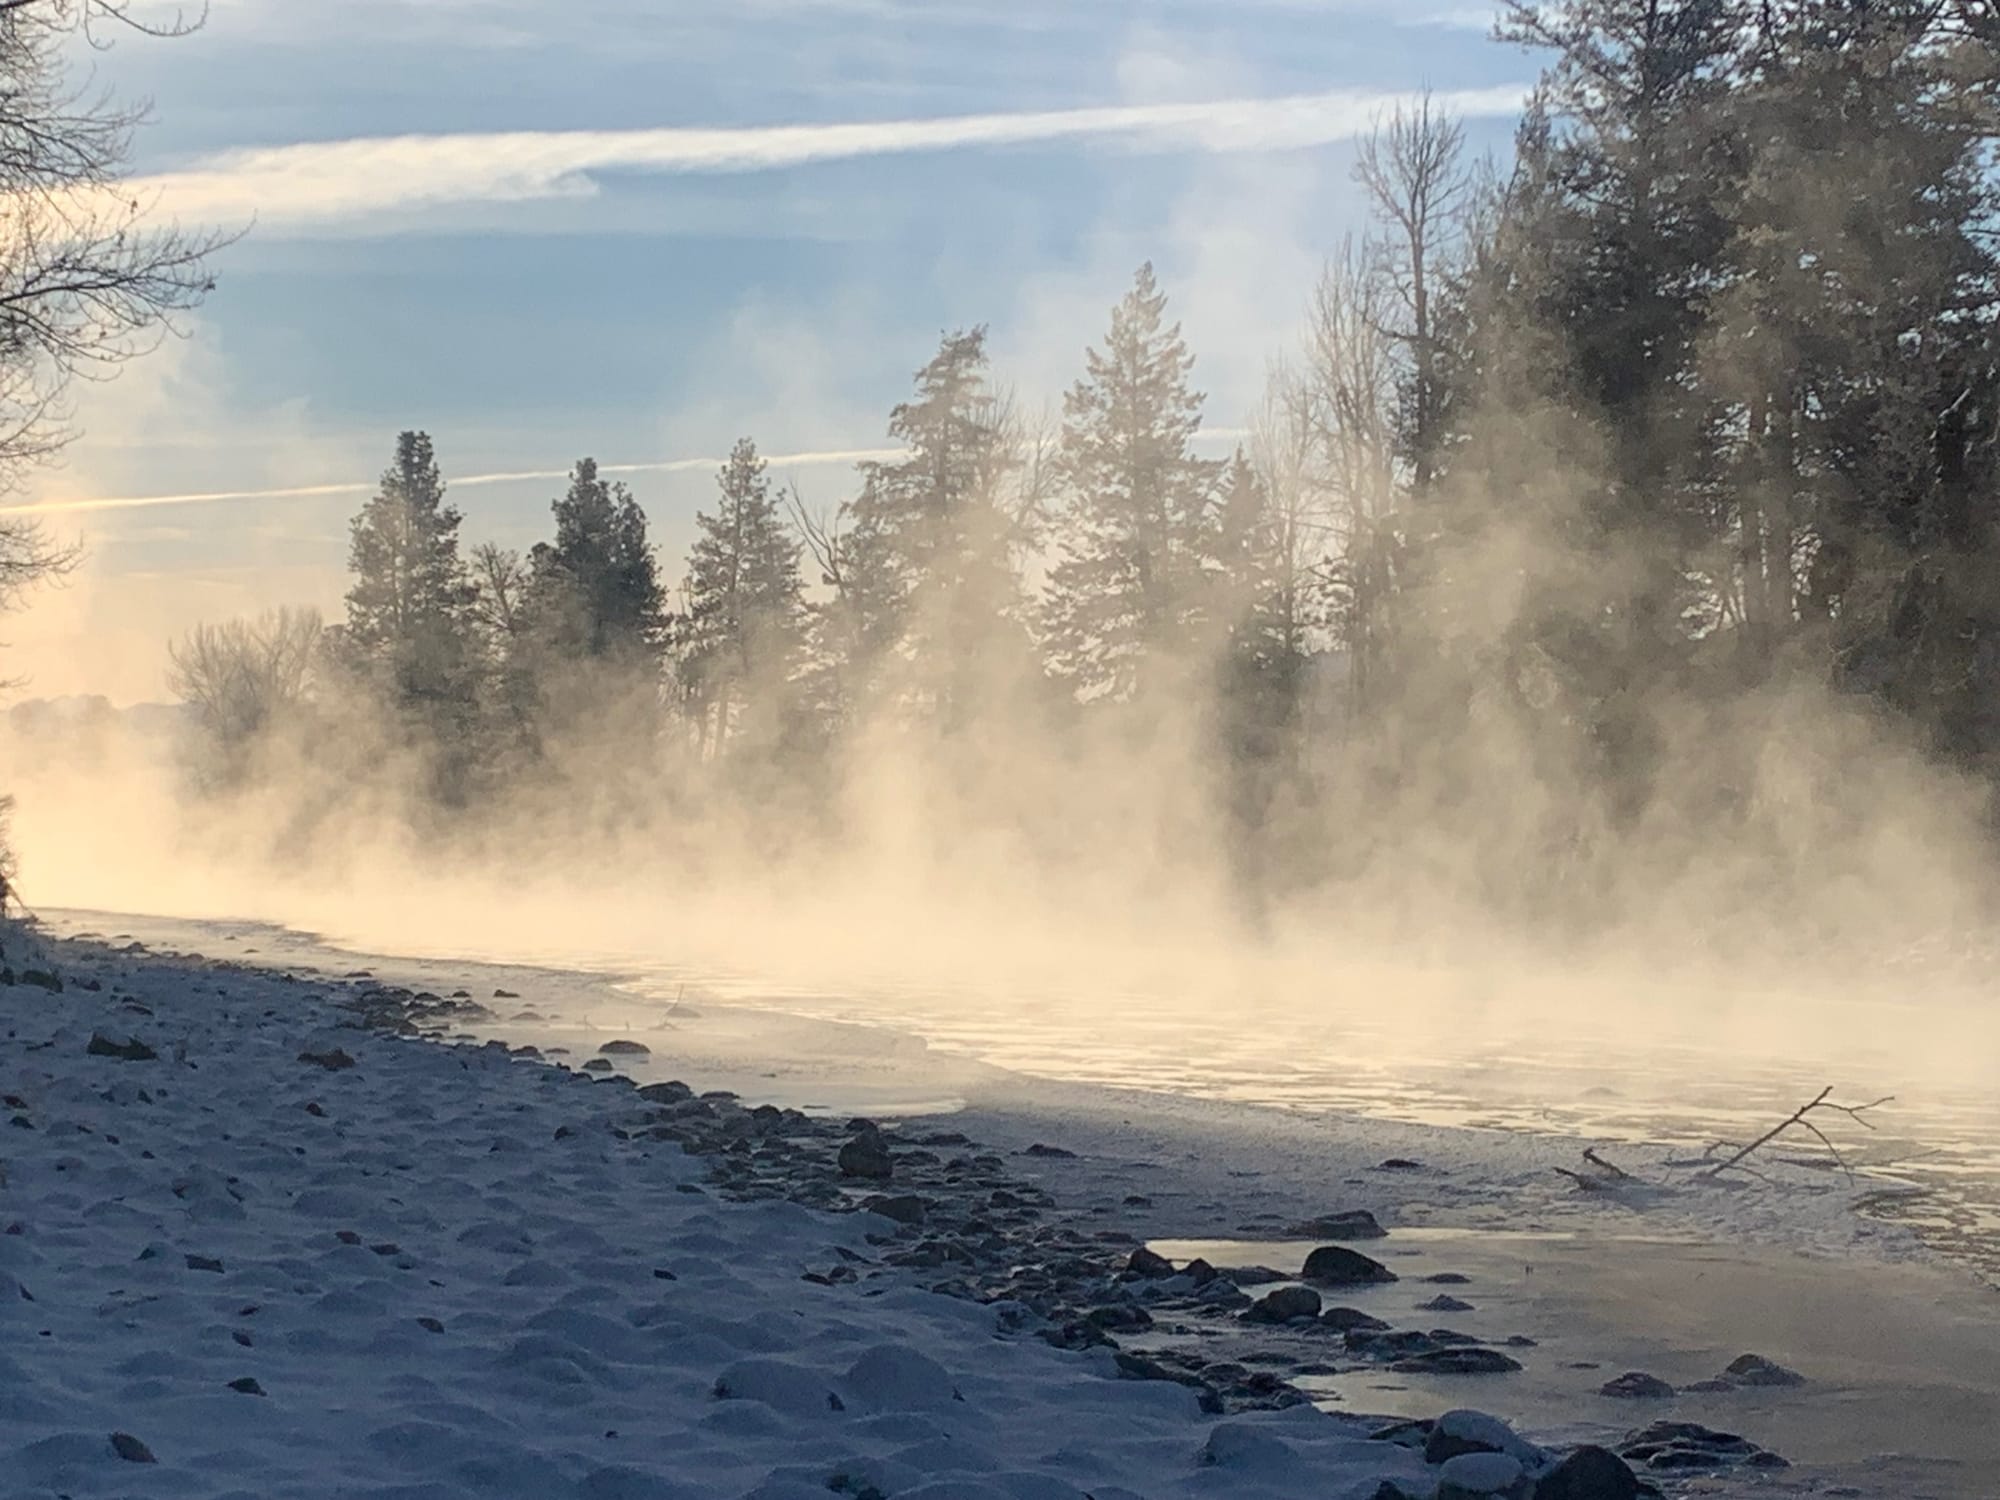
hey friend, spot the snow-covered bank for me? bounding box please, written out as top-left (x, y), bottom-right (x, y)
top-left (3, 926), bottom-right (1992, 1499)
top-left (2, 934), bottom-right (1458, 1500)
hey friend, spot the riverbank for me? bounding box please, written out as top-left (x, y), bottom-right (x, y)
top-left (4, 920), bottom-right (1993, 1496)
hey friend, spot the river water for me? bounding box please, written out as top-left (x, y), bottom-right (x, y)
top-left (40, 904), bottom-right (2000, 1287)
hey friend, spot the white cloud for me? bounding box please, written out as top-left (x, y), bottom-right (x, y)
top-left (130, 85), bottom-right (1528, 235)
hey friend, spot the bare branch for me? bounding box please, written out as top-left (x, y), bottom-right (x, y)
top-left (1701, 1088), bottom-right (1896, 1182)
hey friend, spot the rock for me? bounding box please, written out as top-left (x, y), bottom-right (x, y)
top-left (184, 1254), bottom-right (225, 1273)
top-left (1126, 1246), bottom-right (1175, 1278)
top-left (1243, 1285), bottom-right (1322, 1324)
top-left (860, 1194), bottom-right (927, 1226)
top-left (417, 1316), bottom-right (444, 1333)
top-left (581, 1059), bottom-right (613, 1073)
top-left (637, 1080), bottom-right (695, 1104)
top-left (228, 1377), bottom-right (266, 1396)
top-left (1420, 1294), bottom-right (1475, 1312)
top-left (1301, 1244), bottom-right (1397, 1286)
top-left (1369, 1419), bottom-right (1434, 1449)
top-left (1721, 1353), bottom-right (1804, 1387)
top-left (1230, 1265), bottom-right (1293, 1286)
top-left (1288, 1209), bottom-right (1387, 1240)
top-left (1533, 1446), bottom-right (1643, 1499)
top-left (1086, 1303), bottom-right (1153, 1332)
top-left (1391, 1347), bottom-right (1523, 1375)
top-left (1438, 1451), bottom-right (1524, 1497)
top-left (1427, 1409), bottom-right (1533, 1465)
top-left (87, 1032), bottom-right (157, 1062)
top-left (493, 988), bottom-right (519, 998)
top-left (1376, 1158), bottom-right (1424, 1171)
top-left (1023, 1142), bottom-right (1077, 1159)
top-left (1425, 1272), bottom-right (1473, 1284)
top-left (298, 1046), bottom-right (356, 1071)
top-left (1321, 1307), bottom-right (1391, 1333)
top-left (110, 1432), bottom-right (157, 1463)
top-left (838, 1134), bottom-right (894, 1181)
top-left (1619, 1421), bottom-right (1760, 1474)
top-left (1600, 1371), bottom-right (1676, 1400)
top-left (598, 1039), bottom-right (651, 1056)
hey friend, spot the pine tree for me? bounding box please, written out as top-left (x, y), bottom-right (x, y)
top-left (1043, 263), bottom-right (1223, 702)
top-left (339, 431), bottom-right (480, 767)
top-left (526, 458), bottom-right (669, 668)
top-left (676, 438), bottom-right (807, 755)
top-left (1719, 3), bottom-right (2000, 756)
top-left (836, 328), bottom-right (1034, 724)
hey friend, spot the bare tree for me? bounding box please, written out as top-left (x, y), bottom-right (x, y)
top-left (0, 0), bottom-right (229, 600)
top-left (468, 542), bottom-right (529, 642)
top-left (1352, 92), bottom-right (1470, 493)
top-left (782, 482), bottom-right (846, 595)
top-left (168, 608), bottom-right (322, 772)
top-left (1289, 240), bottom-right (1401, 714)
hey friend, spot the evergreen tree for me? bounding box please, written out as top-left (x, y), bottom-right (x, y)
top-left (1043, 263), bottom-right (1223, 701)
top-left (1459, 4), bottom-right (1748, 803)
top-left (836, 328), bottom-right (1034, 725)
top-left (676, 438), bottom-right (807, 755)
top-left (526, 458), bottom-right (669, 668)
top-left (1719, 2), bottom-right (2000, 758)
top-left (339, 431), bottom-right (481, 771)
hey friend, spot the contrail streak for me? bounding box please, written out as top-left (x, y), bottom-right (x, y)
top-left (0, 449), bottom-right (907, 519)
top-left (127, 85), bottom-right (1530, 230)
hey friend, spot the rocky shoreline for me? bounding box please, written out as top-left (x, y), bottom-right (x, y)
top-left (3, 929), bottom-right (1827, 1499)
top-left (323, 961), bottom-right (1800, 1497)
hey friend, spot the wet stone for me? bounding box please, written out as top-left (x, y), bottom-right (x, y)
top-left (1601, 1371), bottom-right (1676, 1400)
top-left (1243, 1285), bottom-right (1322, 1324)
top-left (1301, 1244), bottom-right (1397, 1286)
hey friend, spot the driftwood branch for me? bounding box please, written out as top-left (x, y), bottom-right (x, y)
top-left (1701, 1087), bottom-right (1894, 1182)
top-left (1555, 1147), bottom-right (1640, 1192)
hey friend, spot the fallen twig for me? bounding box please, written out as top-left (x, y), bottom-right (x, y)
top-left (1701, 1087), bottom-right (1894, 1183)
top-left (1555, 1147), bottom-right (1642, 1192)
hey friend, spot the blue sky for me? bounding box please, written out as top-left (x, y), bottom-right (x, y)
top-left (10, 0), bottom-right (1536, 701)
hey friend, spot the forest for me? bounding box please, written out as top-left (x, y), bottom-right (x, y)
top-left (132, 1), bottom-right (2000, 943)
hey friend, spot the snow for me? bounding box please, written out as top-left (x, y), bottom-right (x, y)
top-left (9, 914), bottom-right (1997, 1499)
top-left (0, 936), bottom-right (1457, 1500)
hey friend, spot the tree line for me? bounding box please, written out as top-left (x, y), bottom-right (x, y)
top-left (167, 1), bottom-right (2000, 929)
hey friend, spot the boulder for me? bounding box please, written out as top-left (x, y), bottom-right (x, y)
top-left (1438, 1451), bottom-right (1524, 1498)
top-left (1533, 1446), bottom-right (1643, 1499)
top-left (1600, 1371), bottom-right (1676, 1399)
top-left (838, 1134), bottom-right (894, 1181)
top-left (1427, 1409), bottom-right (1534, 1465)
top-left (1301, 1244), bottom-right (1397, 1286)
top-left (1125, 1246), bottom-right (1175, 1279)
top-left (1288, 1209), bottom-right (1387, 1240)
top-left (597, 1039), bottom-right (651, 1057)
top-left (1243, 1285), bottom-right (1322, 1324)
top-left (1392, 1347), bottom-right (1523, 1375)
top-left (1721, 1353), bottom-right (1804, 1388)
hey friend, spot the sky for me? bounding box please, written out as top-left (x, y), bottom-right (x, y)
top-left (6, 0), bottom-right (1537, 704)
